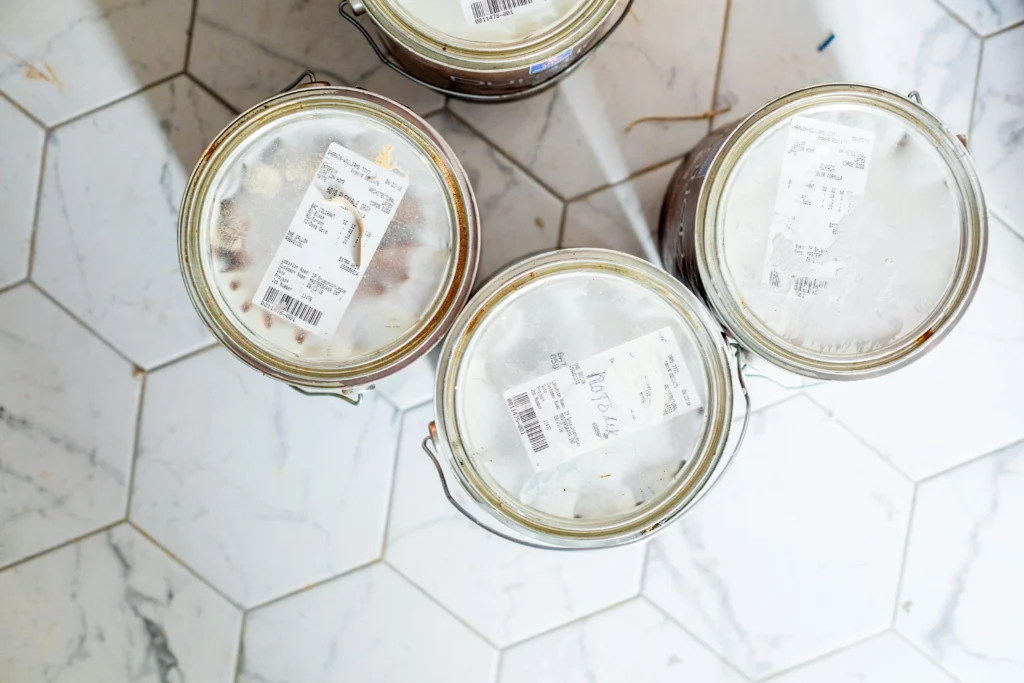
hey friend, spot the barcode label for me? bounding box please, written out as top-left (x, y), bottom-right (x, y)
top-left (463, 0), bottom-right (545, 25)
top-left (262, 287), bottom-right (324, 327)
top-left (793, 276), bottom-right (827, 297)
top-left (509, 392), bottom-right (549, 454)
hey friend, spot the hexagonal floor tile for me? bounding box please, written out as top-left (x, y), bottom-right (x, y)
top-left (0, 524), bottom-right (241, 683)
top-left (499, 599), bottom-right (747, 683)
top-left (385, 404), bottom-right (646, 647)
top-left (715, 0), bottom-right (980, 134)
top-left (896, 439), bottom-right (1024, 683)
top-left (0, 0), bottom-right (191, 126)
top-left (643, 396), bottom-right (913, 679)
top-left (0, 285), bottom-right (140, 570)
top-left (240, 563), bottom-right (497, 683)
top-left (427, 112), bottom-right (563, 286)
top-left (561, 162), bottom-right (674, 262)
top-left (765, 632), bottom-right (957, 683)
top-left (129, 347), bottom-right (400, 608)
top-left (971, 24), bottom-right (1024, 237)
top-left (449, 0), bottom-right (727, 199)
top-left (939, 0), bottom-right (1024, 36)
top-left (809, 219), bottom-right (1024, 481)
top-left (188, 0), bottom-right (444, 114)
top-left (32, 75), bottom-right (234, 370)
top-left (0, 97), bottom-right (44, 289)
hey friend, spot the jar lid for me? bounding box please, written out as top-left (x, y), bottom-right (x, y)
top-left (387, 0), bottom-right (587, 44)
top-left (179, 86), bottom-right (479, 392)
top-left (433, 249), bottom-right (734, 547)
top-left (699, 84), bottom-right (986, 380)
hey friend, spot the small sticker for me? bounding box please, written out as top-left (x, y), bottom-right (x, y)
top-left (253, 143), bottom-right (409, 335)
top-left (463, 0), bottom-right (548, 26)
top-left (762, 116), bottom-right (875, 298)
top-left (503, 328), bottom-right (703, 472)
top-left (529, 47), bottom-right (574, 75)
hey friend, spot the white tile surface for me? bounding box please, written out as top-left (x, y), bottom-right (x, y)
top-left (429, 111), bottom-right (563, 286)
top-left (939, 0), bottom-right (1024, 36)
top-left (765, 632), bottom-right (958, 683)
top-left (375, 347), bottom-right (438, 411)
top-left (32, 76), bottom-right (233, 369)
top-left (971, 25), bottom-right (1024, 237)
top-left (500, 599), bottom-right (747, 683)
top-left (809, 220), bottom-right (1024, 481)
top-left (896, 439), bottom-right (1024, 683)
top-left (189, 0), bottom-right (444, 114)
top-left (0, 97), bottom-right (44, 289)
top-left (0, 0), bottom-right (191, 125)
top-left (130, 347), bottom-right (400, 608)
top-left (715, 0), bottom-right (981, 134)
top-left (240, 563), bottom-right (498, 683)
top-left (644, 397), bottom-right (913, 679)
top-left (450, 0), bottom-right (728, 199)
top-left (0, 285), bottom-right (140, 570)
top-left (386, 404), bottom-right (645, 647)
top-left (0, 524), bottom-right (241, 683)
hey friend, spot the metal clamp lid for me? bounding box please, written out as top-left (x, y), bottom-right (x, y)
top-left (337, 0), bottom-right (636, 104)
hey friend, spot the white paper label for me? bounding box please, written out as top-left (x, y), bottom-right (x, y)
top-left (253, 143), bottom-right (409, 335)
top-left (762, 117), bottom-right (875, 298)
top-left (503, 328), bottom-right (703, 472)
top-left (463, 0), bottom-right (549, 26)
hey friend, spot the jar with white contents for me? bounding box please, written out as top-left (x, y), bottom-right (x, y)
top-left (339, 0), bottom-right (632, 101)
top-left (425, 249), bottom-right (743, 549)
top-left (661, 84), bottom-right (987, 381)
top-left (179, 84), bottom-right (479, 404)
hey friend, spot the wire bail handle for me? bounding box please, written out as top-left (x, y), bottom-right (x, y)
top-left (421, 343), bottom-right (754, 551)
top-left (336, 0), bottom-right (637, 104)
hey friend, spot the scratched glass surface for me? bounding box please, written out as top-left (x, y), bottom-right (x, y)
top-left (454, 271), bottom-right (709, 521)
top-left (201, 109), bottom-right (454, 365)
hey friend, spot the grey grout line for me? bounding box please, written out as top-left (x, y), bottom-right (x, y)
top-left (125, 520), bottom-right (245, 610)
top-left (25, 129), bottom-right (49, 281)
top-left (967, 37), bottom-right (985, 138)
top-left (754, 629), bottom-right (886, 682)
top-left (145, 340), bottom-right (220, 374)
top-left (995, 207), bottom-right (1024, 242)
top-left (243, 557), bottom-right (382, 614)
top-left (183, 0), bottom-right (201, 73)
top-left (985, 16), bottom-right (1024, 38)
top-left (891, 629), bottom-right (968, 683)
top-left (0, 88), bottom-right (48, 130)
top-left (186, 71), bottom-right (242, 116)
top-left (122, 372), bottom-right (148, 520)
top-left (47, 72), bottom-right (184, 132)
top-left (28, 281), bottom-right (138, 369)
top-left (916, 434), bottom-right (1024, 485)
top-left (555, 198), bottom-right (569, 249)
top-left (890, 485), bottom-right (919, 629)
top-left (931, 0), bottom-right (983, 39)
top-left (640, 595), bottom-right (755, 682)
top-left (232, 611), bottom-right (248, 683)
top-left (377, 406), bottom-right (408, 558)
top-left (0, 520), bottom-right (122, 574)
top-left (0, 278), bottom-right (27, 297)
top-left (493, 647), bottom-right (505, 683)
top-left (709, 0), bottom-right (734, 130)
top-left (563, 153), bottom-right (686, 205)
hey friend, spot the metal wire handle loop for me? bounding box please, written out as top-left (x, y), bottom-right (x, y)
top-left (906, 90), bottom-right (923, 105)
top-left (337, 0), bottom-right (637, 104)
top-left (279, 70), bottom-right (319, 94)
top-left (291, 384), bottom-right (363, 406)
top-left (420, 343), bottom-right (753, 551)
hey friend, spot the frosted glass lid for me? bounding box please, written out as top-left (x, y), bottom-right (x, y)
top-left (389, 0), bottom-right (588, 44)
top-left (717, 100), bottom-right (967, 359)
top-left (452, 259), bottom-right (716, 524)
top-left (199, 99), bottom-right (456, 369)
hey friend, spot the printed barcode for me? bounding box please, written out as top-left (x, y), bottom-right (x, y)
top-left (470, 0), bottom-right (534, 23)
top-left (793, 276), bottom-right (827, 295)
top-left (511, 392), bottom-right (549, 453)
top-left (769, 269), bottom-right (781, 289)
top-left (262, 287), bottom-right (324, 327)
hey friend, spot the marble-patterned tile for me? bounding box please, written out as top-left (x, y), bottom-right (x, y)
top-left (375, 347), bottom-right (438, 412)
top-left (449, 0), bottom-right (727, 199)
top-left (971, 25), bottom-right (1024, 237)
top-left (188, 0), bottom-right (444, 114)
top-left (765, 632), bottom-right (958, 683)
top-left (0, 524), bottom-right (241, 683)
top-left (240, 563), bottom-right (497, 683)
top-left (561, 162), bottom-right (674, 262)
top-left (428, 111), bottom-right (563, 286)
top-left (0, 285), bottom-right (141, 570)
top-left (939, 0), bottom-right (1024, 36)
top-left (0, 96), bottom-right (44, 289)
top-left (130, 347), bottom-right (400, 608)
top-left (385, 404), bottom-right (646, 647)
top-left (0, 0), bottom-right (191, 126)
top-left (643, 396), bottom-right (913, 680)
top-left (32, 75), bottom-right (234, 370)
top-left (809, 219), bottom-right (1024, 481)
top-left (896, 439), bottom-right (1024, 683)
top-left (716, 0), bottom-right (981, 134)
top-left (500, 599), bottom-right (747, 683)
